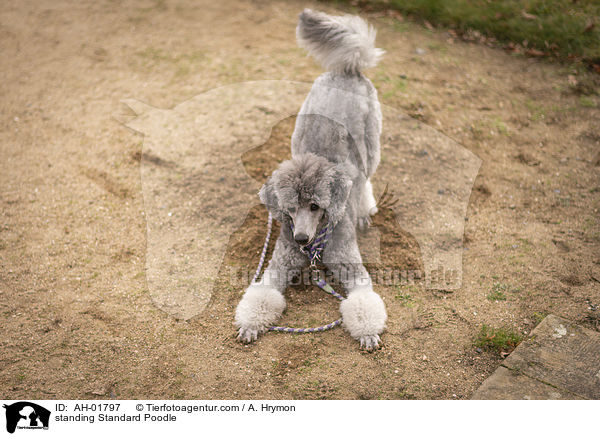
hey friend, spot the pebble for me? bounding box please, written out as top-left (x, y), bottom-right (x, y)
top-left (415, 48), bottom-right (426, 55)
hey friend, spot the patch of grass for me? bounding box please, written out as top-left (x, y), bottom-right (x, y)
top-left (490, 282), bottom-right (522, 300)
top-left (340, 0), bottom-right (600, 66)
top-left (579, 96), bottom-right (597, 107)
top-left (532, 311), bottom-right (547, 326)
top-left (135, 48), bottom-right (206, 78)
top-left (487, 288), bottom-right (507, 302)
top-left (475, 324), bottom-right (523, 352)
top-left (492, 118), bottom-right (509, 135)
top-left (394, 285), bottom-right (417, 306)
top-left (138, 0), bottom-right (167, 14)
top-left (427, 42), bottom-right (447, 52)
top-left (394, 292), bottom-right (414, 306)
top-left (517, 237), bottom-right (534, 252)
top-left (525, 99), bottom-right (548, 121)
top-left (374, 71), bottom-right (408, 100)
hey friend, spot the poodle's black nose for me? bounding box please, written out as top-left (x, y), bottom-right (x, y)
top-left (294, 233), bottom-right (309, 245)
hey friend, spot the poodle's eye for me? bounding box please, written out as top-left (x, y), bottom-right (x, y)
top-left (310, 203), bottom-right (319, 211)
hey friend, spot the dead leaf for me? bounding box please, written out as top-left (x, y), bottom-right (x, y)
top-left (424, 20), bottom-right (434, 31)
top-left (521, 10), bottom-right (538, 20)
top-left (387, 9), bottom-right (403, 21)
top-left (584, 20), bottom-right (595, 33)
top-left (568, 75), bottom-right (578, 86)
top-left (526, 48), bottom-right (545, 57)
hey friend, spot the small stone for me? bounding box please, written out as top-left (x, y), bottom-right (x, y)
top-left (475, 347), bottom-right (483, 354)
top-left (415, 48), bottom-right (426, 55)
top-left (437, 189), bottom-right (445, 195)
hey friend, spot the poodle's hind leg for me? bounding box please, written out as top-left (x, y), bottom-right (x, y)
top-left (357, 179), bottom-right (378, 231)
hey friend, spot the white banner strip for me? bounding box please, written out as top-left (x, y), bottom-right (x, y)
top-left (0, 400), bottom-right (595, 435)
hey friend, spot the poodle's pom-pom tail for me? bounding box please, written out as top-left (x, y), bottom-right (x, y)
top-left (296, 8), bottom-right (384, 74)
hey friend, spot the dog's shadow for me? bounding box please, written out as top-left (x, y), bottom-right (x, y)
top-left (217, 116), bottom-right (424, 317)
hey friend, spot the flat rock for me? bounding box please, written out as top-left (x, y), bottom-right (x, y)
top-left (471, 366), bottom-right (581, 400)
top-left (472, 315), bottom-right (600, 399)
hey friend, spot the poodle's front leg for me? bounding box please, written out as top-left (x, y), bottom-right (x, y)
top-left (235, 236), bottom-right (306, 343)
top-left (324, 229), bottom-right (387, 350)
top-left (338, 271), bottom-right (387, 350)
top-left (235, 279), bottom-right (286, 343)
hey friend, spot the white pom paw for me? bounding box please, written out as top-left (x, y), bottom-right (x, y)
top-left (340, 290), bottom-right (387, 349)
top-left (359, 334), bottom-right (382, 351)
top-left (234, 284), bottom-right (285, 343)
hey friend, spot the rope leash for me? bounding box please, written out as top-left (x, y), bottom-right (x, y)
top-left (252, 212), bottom-right (344, 333)
top-left (252, 211), bottom-right (273, 283)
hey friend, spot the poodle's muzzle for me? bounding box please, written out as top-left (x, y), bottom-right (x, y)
top-left (290, 205), bottom-right (324, 247)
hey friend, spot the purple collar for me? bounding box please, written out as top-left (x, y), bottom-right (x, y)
top-left (291, 221), bottom-right (333, 267)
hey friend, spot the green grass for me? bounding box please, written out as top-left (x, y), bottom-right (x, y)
top-left (579, 96), bottom-right (597, 107)
top-left (394, 292), bottom-right (414, 306)
top-left (532, 311), bottom-right (547, 326)
top-left (489, 282), bottom-right (522, 301)
top-left (337, 0), bottom-right (600, 66)
top-left (487, 288), bottom-right (507, 301)
top-left (475, 324), bottom-right (523, 352)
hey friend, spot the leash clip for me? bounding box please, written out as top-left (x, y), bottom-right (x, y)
top-left (310, 256), bottom-right (319, 271)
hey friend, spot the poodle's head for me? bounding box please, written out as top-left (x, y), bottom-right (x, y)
top-left (259, 153), bottom-right (353, 246)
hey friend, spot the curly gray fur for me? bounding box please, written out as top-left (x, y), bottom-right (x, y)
top-left (235, 9), bottom-right (387, 350)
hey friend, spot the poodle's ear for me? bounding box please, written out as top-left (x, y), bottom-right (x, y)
top-left (259, 176), bottom-right (281, 219)
top-left (327, 164), bottom-right (353, 224)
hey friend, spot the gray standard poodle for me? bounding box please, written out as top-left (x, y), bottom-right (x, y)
top-left (235, 9), bottom-right (386, 350)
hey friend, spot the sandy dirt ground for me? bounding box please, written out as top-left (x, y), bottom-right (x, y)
top-left (1, 0), bottom-right (599, 400)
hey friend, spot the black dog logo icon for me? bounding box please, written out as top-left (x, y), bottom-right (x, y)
top-left (3, 402), bottom-right (50, 433)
